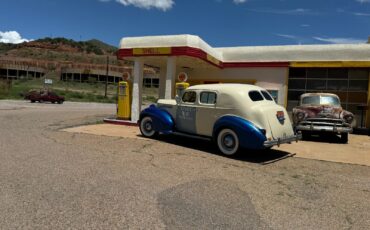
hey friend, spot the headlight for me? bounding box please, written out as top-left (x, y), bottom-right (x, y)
top-left (344, 115), bottom-right (354, 124)
top-left (296, 112), bottom-right (305, 121)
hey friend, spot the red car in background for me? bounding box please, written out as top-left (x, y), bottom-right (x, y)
top-left (25, 90), bottom-right (64, 104)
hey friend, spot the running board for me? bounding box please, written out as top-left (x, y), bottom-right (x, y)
top-left (171, 132), bottom-right (212, 141)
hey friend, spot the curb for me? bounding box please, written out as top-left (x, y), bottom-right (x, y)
top-left (103, 118), bottom-right (138, 126)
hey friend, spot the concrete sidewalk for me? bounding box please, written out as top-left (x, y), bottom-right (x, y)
top-left (63, 124), bottom-right (370, 166)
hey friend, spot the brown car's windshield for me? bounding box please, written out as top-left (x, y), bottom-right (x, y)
top-left (301, 95), bottom-right (340, 106)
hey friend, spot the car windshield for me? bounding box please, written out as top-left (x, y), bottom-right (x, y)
top-left (301, 95), bottom-right (340, 106)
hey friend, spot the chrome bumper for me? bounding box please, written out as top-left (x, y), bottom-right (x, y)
top-left (263, 133), bottom-right (302, 148)
top-left (296, 124), bottom-right (352, 133)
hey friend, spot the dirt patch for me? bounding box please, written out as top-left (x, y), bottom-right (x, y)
top-left (62, 123), bottom-right (145, 140)
top-left (276, 135), bottom-right (370, 166)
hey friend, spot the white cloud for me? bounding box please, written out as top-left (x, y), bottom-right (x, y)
top-left (233, 0), bottom-right (247, 3)
top-left (249, 8), bottom-right (316, 15)
top-left (100, 0), bottom-right (174, 11)
top-left (276, 34), bottom-right (298, 39)
top-left (0, 31), bottom-right (30, 44)
top-left (313, 37), bottom-right (366, 44)
top-left (356, 0), bottom-right (370, 3)
top-left (353, 12), bottom-right (370, 16)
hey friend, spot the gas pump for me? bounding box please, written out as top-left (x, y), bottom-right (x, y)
top-left (175, 72), bottom-right (190, 97)
top-left (117, 81), bottom-right (131, 120)
top-left (175, 82), bottom-right (190, 97)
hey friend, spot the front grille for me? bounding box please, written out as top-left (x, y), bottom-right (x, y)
top-left (300, 118), bottom-right (350, 127)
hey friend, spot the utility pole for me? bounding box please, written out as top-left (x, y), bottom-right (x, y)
top-left (104, 56), bottom-right (109, 98)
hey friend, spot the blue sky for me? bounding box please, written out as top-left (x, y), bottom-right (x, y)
top-left (1, 0), bottom-right (370, 47)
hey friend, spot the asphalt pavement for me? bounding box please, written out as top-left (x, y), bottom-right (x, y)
top-left (0, 100), bottom-right (369, 229)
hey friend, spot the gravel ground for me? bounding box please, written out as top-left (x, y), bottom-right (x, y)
top-left (0, 100), bottom-right (369, 229)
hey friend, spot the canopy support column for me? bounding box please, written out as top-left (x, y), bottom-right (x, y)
top-left (131, 58), bottom-right (143, 122)
top-left (158, 68), bottom-right (166, 99)
top-left (165, 57), bottom-right (176, 99)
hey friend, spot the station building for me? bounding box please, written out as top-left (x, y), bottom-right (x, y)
top-left (117, 34), bottom-right (370, 128)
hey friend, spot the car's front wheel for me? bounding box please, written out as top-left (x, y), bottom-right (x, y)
top-left (217, 128), bottom-right (240, 156)
top-left (139, 116), bottom-right (158, 138)
top-left (340, 133), bottom-right (348, 144)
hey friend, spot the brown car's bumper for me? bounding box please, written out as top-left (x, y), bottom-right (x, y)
top-left (295, 119), bottom-right (352, 134)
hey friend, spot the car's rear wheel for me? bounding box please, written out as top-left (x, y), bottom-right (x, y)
top-left (30, 100), bottom-right (35, 103)
top-left (139, 116), bottom-right (158, 138)
top-left (301, 131), bottom-right (310, 140)
top-left (340, 133), bottom-right (348, 144)
top-left (217, 128), bottom-right (239, 156)
top-left (58, 101), bottom-right (63, 104)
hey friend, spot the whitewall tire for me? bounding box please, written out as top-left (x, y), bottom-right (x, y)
top-left (217, 128), bottom-right (240, 156)
top-left (139, 116), bottom-right (158, 138)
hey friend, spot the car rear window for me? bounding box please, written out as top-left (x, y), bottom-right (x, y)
top-left (249, 91), bottom-right (264, 101)
top-left (261, 91), bottom-right (273, 101)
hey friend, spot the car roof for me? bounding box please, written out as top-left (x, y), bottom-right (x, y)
top-left (300, 93), bottom-right (339, 98)
top-left (187, 83), bottom-right (264, 92)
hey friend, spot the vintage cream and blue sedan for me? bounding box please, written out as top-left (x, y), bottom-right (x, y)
top-left (139, 84), bottom-right (300, 156)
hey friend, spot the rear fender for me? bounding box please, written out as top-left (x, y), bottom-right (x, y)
top-left (213, 115), bottom-right (267, 150)
top-left (140, 104), bottom-right (174, 134)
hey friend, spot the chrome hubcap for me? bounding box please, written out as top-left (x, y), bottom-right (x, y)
top-left (145, 122), bottom-right (152, 131)
top-left (223, 135), bottom-right (235, 148)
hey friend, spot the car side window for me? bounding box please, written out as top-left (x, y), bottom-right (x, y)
top-left (248, 91), bottom-right (264, 101)
top-left (200, 92), bottom-right (217, 104)
top-left (182, 91), bottom-right (197, 103)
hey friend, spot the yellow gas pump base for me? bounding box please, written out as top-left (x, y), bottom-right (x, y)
top-left (117, 81), bottom-right (131, 120)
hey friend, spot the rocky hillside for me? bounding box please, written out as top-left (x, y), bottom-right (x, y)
top-left (0, 37), bottom-right (124, 65)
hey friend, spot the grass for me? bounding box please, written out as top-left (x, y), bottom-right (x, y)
top-left (0, 78), bottom-right (158, 104)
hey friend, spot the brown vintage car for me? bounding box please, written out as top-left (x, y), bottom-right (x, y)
top-left (24, 89), bottom-right (64, 104)
top-left (292, 93), bottom-right (354, 143)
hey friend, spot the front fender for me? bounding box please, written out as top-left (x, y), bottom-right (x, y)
top-left (213, 115), bottom-right (267, 150)
top-left (140, 104), bottom-right (174, 134)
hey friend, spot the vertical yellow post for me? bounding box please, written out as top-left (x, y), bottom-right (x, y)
top-left (117, 81), bottom-right (131, 120)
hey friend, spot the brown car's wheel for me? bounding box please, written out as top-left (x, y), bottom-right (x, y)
top-left (340, 133), bottom-right (348, 144)
top-left (31, 100), bottom-right (35, 103)
top-left (58, 101), bottom-right (63, 104)
top-left (301, 131), bottom-right (310, 140)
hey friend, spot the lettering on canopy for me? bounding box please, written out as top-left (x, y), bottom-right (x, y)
top-left (133, 47), bottom-right (171, 55)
